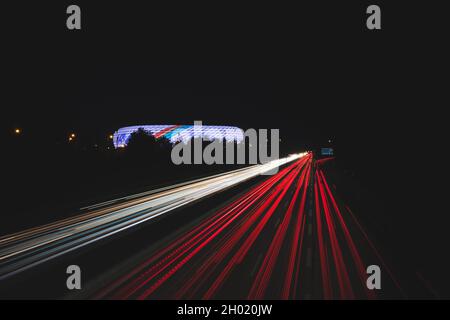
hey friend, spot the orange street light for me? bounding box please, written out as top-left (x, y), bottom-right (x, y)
top-left (14, 128), bottom-right (21, 134)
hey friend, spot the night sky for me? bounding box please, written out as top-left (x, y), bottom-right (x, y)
top-left (4, 2), bottom-right (444, 146)
top-left (3, 1), bottom-right (447, 195)
top-left (3, 2), bottom-right (410, 145)
top-left (3, 2), bottom-right (447, 172)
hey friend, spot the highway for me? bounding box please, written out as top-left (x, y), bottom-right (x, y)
top-left (88, 153), bottom-right (404, 299)
top-left (0, 153), bottom-right (305, 281)
top-left (0, 152), bottom-right (408, 299)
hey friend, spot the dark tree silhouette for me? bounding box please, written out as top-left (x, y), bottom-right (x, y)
top-left (126, 128), bottom-right (158, 153)
top-left (125, 128), bottom-right (172, 166)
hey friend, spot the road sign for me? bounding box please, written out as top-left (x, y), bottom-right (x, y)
top-left (321, 148), bottom-right (334, 156)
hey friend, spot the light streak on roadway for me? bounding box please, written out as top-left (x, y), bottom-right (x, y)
top-left (313, 167), bottom-right (403, 299)
top-left (92, 154), bottom-right (404, 299)
top-left (95, 155), bottom-right (313, 299)
top-left (0, 153), bottom-right (308, 280)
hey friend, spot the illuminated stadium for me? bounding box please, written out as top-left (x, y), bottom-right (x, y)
top-left (113, 125), bottom-right (244, 148)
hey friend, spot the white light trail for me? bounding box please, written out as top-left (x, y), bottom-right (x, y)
top-left (0, 153), bottom-right (307, 279)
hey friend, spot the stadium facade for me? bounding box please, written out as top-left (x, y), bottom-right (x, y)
top-left (113, 125), bottom-right (244, 148)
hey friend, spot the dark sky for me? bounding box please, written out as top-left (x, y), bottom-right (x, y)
top-left (3, 2), bottom-right (447, 160)
top-left (1, 3), bottom-right (387, 142)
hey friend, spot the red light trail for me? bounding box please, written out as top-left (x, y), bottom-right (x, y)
top-left (93, 153), bottom-right (404, 299)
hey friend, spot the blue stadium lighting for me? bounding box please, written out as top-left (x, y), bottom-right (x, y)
top-left (113, 125), bottom-right (244, 148)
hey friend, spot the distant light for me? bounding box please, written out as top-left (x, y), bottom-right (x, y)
top-left (69, 137), bottom-right (73, 141)
top-left (321, 148), bottom-right (334, 156)
top-left (14, 128), bottom-right (21, 134)
top-left (328, 139), bottom-right (332, 143)
top-left (112, 125), bottom-right (244, 148)
top-left (109, 134), bottom-right (114, 139)
top-left (70, 133), bottom-right (76, 138)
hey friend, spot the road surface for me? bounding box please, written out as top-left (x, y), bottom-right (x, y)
top-left (0, 152), bottom-right (416, 299)
top-left (89, 153), bottom-right (405, 299)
